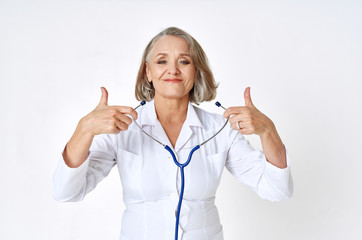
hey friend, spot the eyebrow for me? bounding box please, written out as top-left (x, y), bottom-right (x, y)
top-left (156, 53), bottom-right (191, 57)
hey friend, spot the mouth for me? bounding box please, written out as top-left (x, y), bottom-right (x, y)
top-left (164, 78), bottom-right (183, 83)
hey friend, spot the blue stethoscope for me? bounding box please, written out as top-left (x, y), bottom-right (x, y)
top-left (134, 101), bottom-right (228, 240)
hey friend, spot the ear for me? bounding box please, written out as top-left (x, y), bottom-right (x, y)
top-left (145, 62), bottom-right (152, 82)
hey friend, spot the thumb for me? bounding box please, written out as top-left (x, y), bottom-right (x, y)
top-left (98, 87), bottom-right (108, 106)
top-left (244, 87), bottom-right (254, 107)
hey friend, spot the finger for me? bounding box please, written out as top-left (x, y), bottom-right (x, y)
top-left (105, 121), bottom-right (121, 134)
top-left (231, 119), bottom-right (250, 131)
top-left (114, 119), bottom-right (128, 132)
top-left (223, 106), bottom-right (249, 118)
top-left (244, 87), bottom-right (254, 107)
top-left (114, 111), bottom-right (133, 126)
top-left (238, 121), bottom-right (256, 135)
top-left (98, 87), bottom-right (108, 106)
top-left (231, 121), bottom-right (248, 132)
top-left (235, 121), bottom-right (240, 130)
top-left (229, 115), bottom-right (252, 125)
top-left (239, 127), bottom-right (252, 135)
top-left (112, 106), bottom-right (138, 120)
top-left (235, 122), bottom-right (251, 135)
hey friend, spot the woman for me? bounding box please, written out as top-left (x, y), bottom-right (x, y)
top-left (52, 27), bottom-right (292, 240)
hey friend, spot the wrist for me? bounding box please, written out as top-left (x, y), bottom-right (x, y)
top-left (260, 121), bottom-right (276, 140)
top-left (76, 117), bottom-right (96, 138)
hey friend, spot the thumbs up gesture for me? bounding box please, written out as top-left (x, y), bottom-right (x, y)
top-left (223, 87), bottom-right (275, 137)
top-left (79, 87), bottom-right (138, 136)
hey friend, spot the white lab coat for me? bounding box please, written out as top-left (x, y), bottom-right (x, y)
top-left (52, 100), bottom-right (293, 240)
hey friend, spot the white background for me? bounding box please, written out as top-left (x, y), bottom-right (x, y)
top-left (1, 0), bottom-right (361, 239)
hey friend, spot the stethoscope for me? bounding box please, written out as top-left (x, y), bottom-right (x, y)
top-left (133, 100), bottom-right (228, 240)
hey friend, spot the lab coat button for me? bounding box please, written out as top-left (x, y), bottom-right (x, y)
top-left (170, 193), bottom-right (178, 199)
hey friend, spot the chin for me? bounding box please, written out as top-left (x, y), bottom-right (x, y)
top-left (157, 91), bottom-right (190, 101)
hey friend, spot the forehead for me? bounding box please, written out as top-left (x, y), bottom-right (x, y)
top-left (151, 35), bottom-right (190, 55)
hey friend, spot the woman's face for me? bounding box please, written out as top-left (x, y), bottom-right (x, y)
top-left (146, 35), bottom-right (196, 101)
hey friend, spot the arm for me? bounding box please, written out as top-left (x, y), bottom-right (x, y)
top-left (52, 87), bottom-right (137, 201)
top-left (223, 87), bottom-right (292, 201)
top-left (260, 122), bottom-right (287, 169)
top-left (224, 87), bottom-right (286, 169)
top-left (52, 134), bottom-right (118, 202)
top-left (225, 132), bottom-right (293, 202)
top-left (63, 87), bottom-right (138, 168)
top-left (62, 121), bottom-right (94, 168)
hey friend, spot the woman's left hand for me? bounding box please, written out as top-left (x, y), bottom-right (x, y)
top-left (223, 87), bottom-right (275, 137)
top-left (224, 87), bottom-right (287, 168)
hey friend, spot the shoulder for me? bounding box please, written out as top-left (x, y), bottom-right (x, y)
top-left (192, 104), bottom-right (229, 131)
top-left (192, 104), bottom-right (241, 150)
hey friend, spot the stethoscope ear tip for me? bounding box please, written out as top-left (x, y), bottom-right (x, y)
top-left (215, 101), bottom-right (227, 110)
top-left (134, 101), bottom-right (147, 111)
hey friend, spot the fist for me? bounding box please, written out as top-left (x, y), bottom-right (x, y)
top-left (223, 87), bottom-right (274, 136)
top-left (79, 87), bottom-right (138, 135)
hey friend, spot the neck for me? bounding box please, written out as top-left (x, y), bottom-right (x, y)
top-left (154, 95), bottom-right (189, 124)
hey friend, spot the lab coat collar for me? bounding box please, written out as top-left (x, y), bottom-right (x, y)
top-left (140, 99), bottom-right (203, 129)
top-left (139, 99), bottom-right (157, 127)
top-left (184, 101), bottom-right (204, 128)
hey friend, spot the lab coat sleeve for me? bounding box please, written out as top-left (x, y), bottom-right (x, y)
top-left (225, 132), bottom-right (293, 202)
top-left (52, 134), bottom-right (117, 202)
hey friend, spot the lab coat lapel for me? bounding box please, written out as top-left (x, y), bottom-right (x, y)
top-left (140, 100), bottom-right (172, 147)
top-left (174, 102), bottom-right (203, 152)
top-left (174, 125), bottom-right (192, 152)
top-left (139, 100), bottom-right (176, 187)
top-left (140, 100), bottom-right (203, 151)
top-left (139, 100), bottom-right (157, 128)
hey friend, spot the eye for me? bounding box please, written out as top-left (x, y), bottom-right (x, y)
top-left (157, 60), bottom-right (167, 64)
top-left (180, 60), bottom-right (190, 64)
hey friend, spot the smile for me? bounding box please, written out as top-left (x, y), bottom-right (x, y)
top-left (164, 78), bottom-right (183, 83)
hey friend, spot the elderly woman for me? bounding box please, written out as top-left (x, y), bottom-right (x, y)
top-left (52, 27), bottom-right (292, 240)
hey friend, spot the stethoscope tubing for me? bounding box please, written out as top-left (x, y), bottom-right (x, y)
top-left (164, 144), bottom-right (200, 239)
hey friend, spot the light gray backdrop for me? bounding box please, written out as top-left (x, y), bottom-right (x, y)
top-left (1, 0), bottom-right (361, 239)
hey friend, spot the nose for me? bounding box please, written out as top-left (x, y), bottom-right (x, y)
top-left (168, 60), bottom-right (180, 75)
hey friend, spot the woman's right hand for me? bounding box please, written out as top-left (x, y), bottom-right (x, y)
top-left (63, 87), bottom-right (138, 168)
top-left (79, 87), bottom-right (138, 136)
